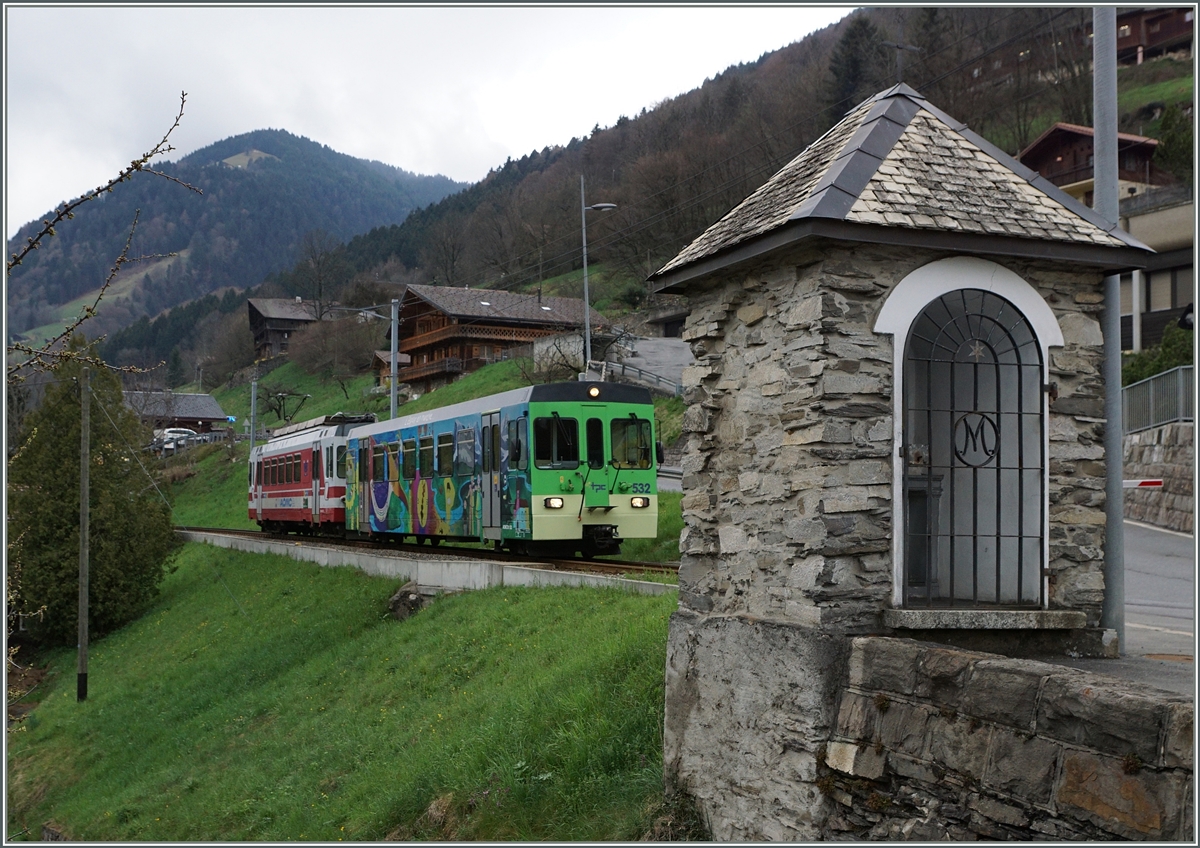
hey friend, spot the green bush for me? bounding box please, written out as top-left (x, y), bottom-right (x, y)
top-left (8, 343), bottom-right (181, 643)
top-left (1122, 322), bottom-right (1194, 386)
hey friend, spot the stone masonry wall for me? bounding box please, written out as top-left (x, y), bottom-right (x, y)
top-left (676, 242), bottom-right (1112, 629)
top-left (823, 637), bottom-right (1193, 841)
top-left (665, 243), bottom-right (1133, 839)
top-left (1124, 422), bottom-right (1194, 534)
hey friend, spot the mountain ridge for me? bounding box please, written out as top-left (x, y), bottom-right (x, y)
top-left (6, 128), bottom-right (468, 341)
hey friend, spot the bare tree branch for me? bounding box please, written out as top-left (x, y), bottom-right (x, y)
top-left (6, 92), bottom-right (200, 382)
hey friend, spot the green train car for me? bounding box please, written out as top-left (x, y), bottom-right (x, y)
top-left (344, 382), bottom-right (662, 558)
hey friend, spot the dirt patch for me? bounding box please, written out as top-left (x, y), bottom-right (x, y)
top-left (7, 655), bottom-right (49, 728)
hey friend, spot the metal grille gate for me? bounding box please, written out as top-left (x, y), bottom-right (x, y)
top-left (902, 289), bottom-right (1045, 608)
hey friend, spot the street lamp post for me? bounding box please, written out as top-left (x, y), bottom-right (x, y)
top-left (580, 175), bottom-right (616, 376)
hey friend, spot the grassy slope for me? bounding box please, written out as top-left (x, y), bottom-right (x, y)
top-left (7, 545), bottom-right (678, 841)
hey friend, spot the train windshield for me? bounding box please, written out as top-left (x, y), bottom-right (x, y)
top-left (611, 417), bottom-right (653, 469)
top-left (533, 415), bottom-right (579, 469)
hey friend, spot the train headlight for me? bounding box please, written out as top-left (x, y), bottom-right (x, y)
top-left (631, 496), bottom-right (650, 509)
top-left (544, 497), bottom-right (565, 509)
top-left (587, 386), bottom-right (601, 398)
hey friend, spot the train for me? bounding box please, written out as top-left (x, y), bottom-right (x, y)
top-left (248, 381), bottom-right (662, 558)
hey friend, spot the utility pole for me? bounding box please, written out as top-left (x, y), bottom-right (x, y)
top-left (78, 367), bottom-right (90, 702)
top-left (882, 40), bottom-right (921, 85)
top-left (1093, 6), bottom-right (1125, 655)
top-left (250, 377), bottom-right (258, 451)
top-left (390, 299), bottom-right (399, 419)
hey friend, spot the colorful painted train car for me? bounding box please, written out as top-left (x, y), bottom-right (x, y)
top-left (344, 382), bottom-right (662, 557)
top-left (248, 383), bottom-right (662, 556)
top-left (248, 413), bottom-right (377, 532)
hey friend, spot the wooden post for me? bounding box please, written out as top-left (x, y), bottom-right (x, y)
top-left (78, 367), bottom-right (90, 701)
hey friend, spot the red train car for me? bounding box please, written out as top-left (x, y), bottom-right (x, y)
top-left (248, 413), bottom-right (375, 533)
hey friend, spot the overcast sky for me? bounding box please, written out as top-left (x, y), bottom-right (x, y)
top-left (4, 4), bottom-right (855, 239)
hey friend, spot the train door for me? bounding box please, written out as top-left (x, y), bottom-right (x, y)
top-left (482, 412), bottom-right (502, 539)
top-left (311, 445), bottom-right (321, 523)
top-left (253, 449), bottom-right (264, 522)
top-left (583, 416), bottom-right (610, 509)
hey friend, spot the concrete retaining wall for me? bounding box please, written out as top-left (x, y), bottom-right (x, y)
top-left (1124, 422), bottom-right (1194, 534)
top-left (824, 637), bottom-right (1193, 841)
top-left (177, 531), bottom-right (673, 597)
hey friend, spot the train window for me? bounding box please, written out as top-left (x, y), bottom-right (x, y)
top-left (491, 424), bottom-right (501, 471)
top-left (454, 428), bottom-right (475, 476)
top-left (437, 433), bottom-right (454, 475)
top-left (419, 436), bottom-right (434, 478)
top-left (481, 427), bottom-right (492, 473)
top-left (586, 418), bottom-right (605, 469)
top-left (533, 416), bottom-right (579, 469)
top-left (611, 417), bottom-right (653, 469)
top-left (383, 444), bottom-right (397, 482)
top-left (372, 446), bottom-right (386, 481)
top-left (511, 417), bottom-right (525, 470)
top-left (507, 419), bottom-right (527, 471)
top-left (358, 446), bottom-right (369, 481)
top-left (284, 455), bottom-right (293, 484)
top-left (256, 460), bottom-right (262, 486)
top-left (294, 455), bottom-right (302, 482)
top-left (336, 446), bottom-right (348, 479)
top-left (402, 439), bottom-right (417, 478)
top-left (268, 458), bottom-right (275, 486)
top-left (325, 446), bottom-right (333, 479)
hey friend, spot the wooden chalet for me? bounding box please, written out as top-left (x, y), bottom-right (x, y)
top-left (247, 298), bottom-right (320, 359)
top-left (396, 285), bottom-right (603, 391)
top-left (372, 349), bottom-right (413, 388)
top-left (1114, 7), bottom-right (1194, 65)
top-left (123, 391), bottom-right (229, 433)
top-left (1018, 122), bottom-right (1169, 207)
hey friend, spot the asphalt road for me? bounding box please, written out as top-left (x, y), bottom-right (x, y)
top-left (1051, 520), bottom-right (1194, 695)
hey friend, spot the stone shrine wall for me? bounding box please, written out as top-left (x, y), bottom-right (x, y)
top-left (676, 242), bottom-right (1112, 629)
top-left (662, 243), bottom-right (1160, 839)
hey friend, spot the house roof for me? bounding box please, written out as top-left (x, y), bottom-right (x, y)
top-left (652, 84), bottom-right (1151, 291)
top-left (1019, 121), bottom-right (1158, 160)
top-left (404, 284), bottom-right (609, 329)
top-left (373, 350), bottom-right (412, 366)
top-left (247, 298), bottom-right (319, 322)
top-left (124, 391), bottom-right (228, 422)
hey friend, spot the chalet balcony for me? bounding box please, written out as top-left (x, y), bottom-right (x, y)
top-left (399, 321), bottom-right (568, 353)
top-left (400, 354), bottom-right (522, 382)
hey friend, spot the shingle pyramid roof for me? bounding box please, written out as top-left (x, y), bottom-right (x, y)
top-left (652, 84), bottom-right (1150, 291)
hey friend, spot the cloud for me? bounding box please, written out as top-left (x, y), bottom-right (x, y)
top-left (5, 5), bottom-right (851, 236)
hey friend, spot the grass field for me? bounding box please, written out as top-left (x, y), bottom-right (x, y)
top-left (7, 545), bottom-right (688, 841)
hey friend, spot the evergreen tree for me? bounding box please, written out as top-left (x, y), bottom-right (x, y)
top-left (8, 338), bottom-right (180, 644)
top-left (166, 347), bottom-right (186, 388)
top-left (1155, 103), bottom-right (1194, 188)
top-left (823, 15), bottom-right (891, 128)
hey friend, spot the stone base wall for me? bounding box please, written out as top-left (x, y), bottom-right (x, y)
top-left (666, 622), bottom-right (1194, 841)
top-left (825, 637), bottom-right (1193, 841)
top-left (663, 611), bottom-right (849, 841)
top-left (1123, 422), bottom-right (1194, 534)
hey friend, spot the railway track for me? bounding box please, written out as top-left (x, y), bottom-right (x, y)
top-left (176, 526), bottom-right (679, 579)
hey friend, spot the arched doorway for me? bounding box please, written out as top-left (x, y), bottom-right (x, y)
top-left (902, 289), bottom-right (1045, 608)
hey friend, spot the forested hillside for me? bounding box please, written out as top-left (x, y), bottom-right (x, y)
top-left (6, 129), bottom-right (466, 341)
top-left (86, 7), bottom-right (1192, 384)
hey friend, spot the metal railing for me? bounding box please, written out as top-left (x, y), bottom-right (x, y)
top-left (588, 360), bottom-right (683, 396)
top-left (1123, 365), bottom-right (1194, 433)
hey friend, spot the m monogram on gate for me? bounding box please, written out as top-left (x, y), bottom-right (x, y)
top-left (953, 412), bottom-right (998, 467)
